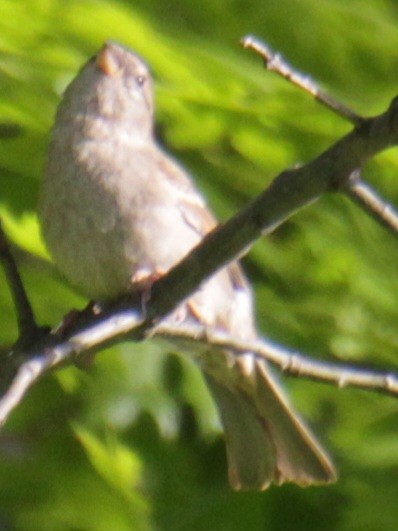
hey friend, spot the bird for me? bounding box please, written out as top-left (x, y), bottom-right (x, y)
top-left (39, 40), bottom-right (336, 490)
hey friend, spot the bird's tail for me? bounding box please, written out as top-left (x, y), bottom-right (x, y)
top-left (203, 353), bottom-right (336, 490)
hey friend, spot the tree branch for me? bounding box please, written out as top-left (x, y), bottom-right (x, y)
top-left (156, 323), bottom-right (398, 396)
top-left (241, 35), bottom-right (363, 125)
top-left (241, 35), bottom-right (398, 238)
top-left (1, 39), bottom-right (398, 427)
top-left (0, 306), bottom-right (144, 425)
top-left (0, 222), bottom-right (43, 344)
top-left (346, 178), bottom-right (398, 237)
top-left (1, 308), bottom-right (397, 427)
top-left (148, 98), bottom-right (398, 321)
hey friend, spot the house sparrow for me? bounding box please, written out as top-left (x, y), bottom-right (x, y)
top-left (39, 41), bottom-right (336, 490)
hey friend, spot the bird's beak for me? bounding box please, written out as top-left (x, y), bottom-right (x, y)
top-left (96, 44), bottom-right (120, 76)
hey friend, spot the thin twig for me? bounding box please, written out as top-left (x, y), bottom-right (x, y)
top-left (241, 35), bottom-right (364, 126)
top-left (346, 179), bottom-right (398, 237)
top-left (0, 307), bottom-right (144, 426)
top-left (240, 36), bottom-right (398, 238)
top-left (148, 101), bottom-right (398, 320)
top-left (2, 46), bottom-right (398, 428)
top-left (0, 355), bottom-right (53, 425)
top-left (1, 312), bottom-right (397, 426)
top-left (156, 323), bottom-right (398, 396)
top-left (0, 221), bottom-right (40, 341)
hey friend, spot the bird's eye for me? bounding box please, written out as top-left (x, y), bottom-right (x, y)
top-left (136, 75), bottom-right (146, 86)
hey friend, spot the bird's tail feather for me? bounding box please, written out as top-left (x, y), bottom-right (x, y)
top-left (204, 354), bottom-right (336, 490)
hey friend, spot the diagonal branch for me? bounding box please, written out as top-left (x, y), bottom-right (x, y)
top-left (0, 307), bottom-right (144, 425)
top-left (0, 222), bottom-right (42, 343)
top-left (147, 99), bottom-right (398, 321)
top-left (346, 178), bottom-right (398, 237)
top-left (0, 94), bottom-right (398, 425)
top-left (241, 35), bottom-right (398, 238)
top-left (2, 40), bottom-right (398, 428)
top-left (1, 306), bottom-right (398, 427)
top-left (156, 323), bottom-right (398, 396)
top-left (241, 35), bottom-right (364, 125)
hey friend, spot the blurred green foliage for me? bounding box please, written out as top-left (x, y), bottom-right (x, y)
top-left (1, 0), bottom-right (398, 529)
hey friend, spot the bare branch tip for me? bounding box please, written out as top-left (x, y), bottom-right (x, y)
top-left (240, 34), bottom-right (256, 49)
top-left (385, 374), bottom-right (398, 392)
top-left (240, 35), bottom-right (271, 59)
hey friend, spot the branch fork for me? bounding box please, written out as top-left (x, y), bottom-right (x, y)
top-left (1, 35), bottom-right (398, 427)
